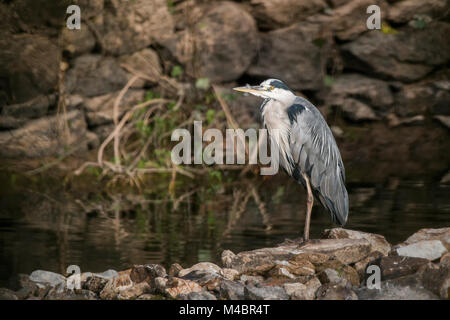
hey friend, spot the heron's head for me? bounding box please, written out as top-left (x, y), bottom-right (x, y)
top-left (233, 79), bottom-right (295, 103)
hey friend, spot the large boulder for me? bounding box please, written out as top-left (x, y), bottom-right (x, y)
top-left (65, 54), bottom-right (129, 97)
top-left (327, 74), bottom-right (394, 111)
top-left (101, 0), bottom-right (174, 56)
top-left (388, 0), bottom-right (449, 24)
top-left (0, 34), bottom-right (60, 105)
top-left (164, 1), bottom-right (258, 83)
top-left (249, 0), bottom-right (327, 29)
top-left (248, 22), bottom-right (327, 91)
top-left (0, 110), bottom-right (90, 158)
top-left (341, 22), bottom-right (450, 82)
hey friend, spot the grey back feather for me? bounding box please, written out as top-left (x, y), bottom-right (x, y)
top-left (285, 97), bottom-right (349, 225)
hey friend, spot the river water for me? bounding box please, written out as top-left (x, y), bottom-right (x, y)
top-left (0, 169), bottom-right (449, 288)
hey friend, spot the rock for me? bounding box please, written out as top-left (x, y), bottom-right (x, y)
top-left (178, 262), bottom-right (223, 278)
top-left (224, 239), bottom-right (370, 275)
top-left (75, 0), bottom-right (103, 19)
top-left (354, 251), bottom-right (384, 280)
top-left (327, 74), bottom-right (394, 110)
top-left (101, 0), bottom-right (174, 55)
top-left (179, 291), bottom-right (217, 300)
top-left (441, 252), bottom-right (450, 265)
top-left (168, 263), bottom-right (183, 277)
top-left (435, 115), bottom-right (450, 129)
top-left (355, 275), bottom-right (439, 300)
top-left (118, 48), bottom-right (162, 88)
top-left (45, 287), bottom-right (97, 300)
top-left (421, 263), bottom-right (450, 299)
top-left (29, 270), bottom-right (66, 288)
top-left (395, 240), bottom-right (447, 261)
top-left (342, 22), bottom-right (450, 82)
top-left (117, 282), bottom-right (151, 300)
top-left (331, 126), bottom-right (344, 138)
top-left (137, 294), bottom-right (157, 300)
top-left (0, 110), bottom-right (89, 158)
top-left (99, 273), bottom-right (133, 300)
top-left (221, 250), bottom-right (237, 268)
top-left (222, 268), bottom-right (240, 281)
top-left (316, 283), bottom-right (358, 300)
top-left (1, 94), bottom-right (56, 125)
top-left (153, 277), bottom-right (168, 293)
top-left (317, 268), bottom-right (346, 285)
top-left (388, 0), bottom-right (448, 24)
top-left (369, 256), bottom-right (429, 281)
top-left (94, 269), bottom-right (119, 280)
top-left (0, 33), bottom-right (59, 104)
top-left (244, 285), bottom-right (289, 300)
top-left (165, 1), bottom-right (257, 83)
top-left (129, 264), bottom-right (167, 287)
top-left (403, 228), bottom-right (450, 250)
top-left (218, 280), bottom-right (246, 300)
top-left (0, 288), bottom-right (18, 300)
top-left (165, 277), bottom-right (203, 298)
top-left (180, 270), bottom-right (223, 291)
top-left (323, 228), bottom-right (392, 256)
top-left (248, 22), bottom-right (326, 90)
top-left (83, 276), bottom-right (108, 295)
top-left (328, 0), bottom-right (389, 41)
top-left (339, 98), bottom-right (379, 122)
top-left (390, 115), bottom-right (425, 127)
top-left (61, 26), bottom-right (96, 57)
top-left (284, 277), bottom-right (321, 300)
top-left (249, 0), bottom-right (327, 29)
top-left (394, 83), bottom-right (436, 117)
top-left (239, 275), bottom-right (264, 286)
top-left (65, 54), bottom-right (129, 97)
top-left (299, 239), bottom-right (372, 265)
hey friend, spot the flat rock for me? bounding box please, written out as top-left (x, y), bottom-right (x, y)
top-left (339, 98), bottom-right (379, 122)
top-left (218, 280), bottom-right (246, 300)
top-left (341, 22), bottom-right (450, 82)
top-left (117, 282), bottom-right (151, 300)
top-left (0, 110), bottom-right (88, 158)
top-left (29, 270), bottom-right (66, 288)
top-left (403, 228), bottom-right (450, 251)
top-left (327, 74), bottom-right (393, 111)
top-left (179, 291), bottom-right (217, 300)
top-left (249, 0), bottom-right (327, 29)
top-left (396, 240), bottom-right (447, 261)
top-left (323, 228), bottom-right (392, 256)
top-left (165, 277), bottom-right (203, 298)
top-left (244, 285), bottom-right (289, 300)
top-left (178, 262), bottom-right (223, 278)
top-left (316, 283), bottom-right (358, 300)
top-left (355, 275), bottom-right (439, 300)
top-left (283, 277), bottom-right (321, 300)
top-left (369, 256), bottom-right (429, 281)
top-left (388, 0), bottom-right (448, 24)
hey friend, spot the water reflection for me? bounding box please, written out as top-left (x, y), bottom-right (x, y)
top-left (0, 172), bottom-right (449, 288)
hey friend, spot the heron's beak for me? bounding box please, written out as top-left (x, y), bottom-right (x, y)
top-left (233, 86), bottom-right (266, 95)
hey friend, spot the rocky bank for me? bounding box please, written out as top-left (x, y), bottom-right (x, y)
top-left (0, 0), bottom-right (449, 160)
top-left (1, 227), bottom-right (449, 300)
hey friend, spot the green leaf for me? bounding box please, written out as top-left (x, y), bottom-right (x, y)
top-left (195, 78), bottom-right (210, 90)
top-left (324, 75), bottom-right (334, 87)
top-left (206, 109), bottom-right (216, 125)
top-left (171, 65), bottom-right (183, 78)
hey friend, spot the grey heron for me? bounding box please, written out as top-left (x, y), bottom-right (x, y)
top-left (233, 79), bottom-right (349, 241)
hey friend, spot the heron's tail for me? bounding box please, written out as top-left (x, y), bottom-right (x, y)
top-left (315, 174), bottom-right (349, 226)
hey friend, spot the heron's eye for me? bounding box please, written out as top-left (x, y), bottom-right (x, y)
top-left (269, 86), bottom-right (275, 91)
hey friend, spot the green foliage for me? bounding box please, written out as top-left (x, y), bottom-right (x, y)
top-left (171, 65), bottom-right (183, 78)
top-left (324, 75), bottom-right (335, 87)
top-left (312, 38), bottom-right (326, 48)
top-left (381, 23), bottom-right (398, 35)
top-left (206, 109), bottom-right (216, 125)
top-left (272, 186), bottom-right (285, 205)
top-left (145, 90), bottom-right (160, 101)
top-left (195, 78), bottom-right (210, 90)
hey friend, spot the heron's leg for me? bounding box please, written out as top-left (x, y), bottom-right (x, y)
top-left (302, 173), bottom-right (314, 241)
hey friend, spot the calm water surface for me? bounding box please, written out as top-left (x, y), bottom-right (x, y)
top-left (0, 170), bottom-right (449, 288)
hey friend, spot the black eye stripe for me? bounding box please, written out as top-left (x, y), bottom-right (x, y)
top-left (269, 80), bottom-right (291, 91)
